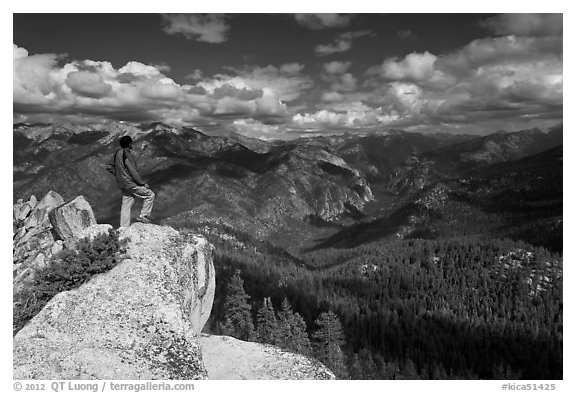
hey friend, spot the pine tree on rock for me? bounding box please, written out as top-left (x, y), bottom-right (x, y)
top-left (256, 297), bottom-right (278, 345)
top-left (221, 269), bottom-right (254, 341)
top-left (312, 310), bottom-right (348, 378)
top-left (276, 298), bottom-right (295, 348)
top-left (290, 311), bottom-right (312, 356)
top-left (276, 298), bottom-right (312, 356)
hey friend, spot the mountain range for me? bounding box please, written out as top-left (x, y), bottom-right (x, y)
top-left (13, 121), bottom-right (563, 379)
top-left (13, 121), bottom-right (563, 253)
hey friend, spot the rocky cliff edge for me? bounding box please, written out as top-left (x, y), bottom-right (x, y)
top-left (13, 223), bottom-right (215, 380)
top-left (13, 192), bottom-right (335, 380)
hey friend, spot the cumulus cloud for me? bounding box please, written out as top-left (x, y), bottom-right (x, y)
top-left (318, 61), bottom-right (359, 103)
top-left (13, 44), bottom-right (61, 105)
top-left (291, 103), bottom-right (399, 131)
top-left (381, 51), bottom-right (438, 80)
top-left (372, 51), bottom-right (454, 89)
top-left (13, 45), bottom-right (311, 129)
top-left (232, 118), bottom-right (281, 140)
top-left (438, 35), bottom-right (562, 76)
top-left (13, 14), bottom-right (563, 139)
top-left (151, 63), bottom-right (172, 73)
top-left (315, 40), bottom-right (351, 57)
top-left (433, 35), bottom-right (563, 125)
top-left (120, 61), bottom-right (164, 77)
top-left (320, 74), bottom-right (357, 99)
top-left (185, 69), bottom-right (204, 80)
top-left (195, 63), bottom-right (315, 119)
top-left (294, 14), bottom-right (354, 30)
top-left (279, 63), bottom-right (305, 74)
top-left (315, 31), bottom-right (371, 56)
top-left (337, 73), bottom-right (357, 91)
top-left (482, 13), bottom-right (562, 37)
top-left (362, 27), bottom-right (562, 128)
top-left (397, 29), bottom-right (417, 40)
top-left (384, 82), bottom-right (429, 116)
top-left (323, 61), bottom-right (352, 74)
top-left (317, 32), bottom-right (559, 133)
top-left (212, 84), bottom-right (263, 101)
top-left (66, 71), bottom-right (113, 98)
top-left (321, 92), bottom-right (345, 102)
top-left (140, 80), bottom-right (181, 101)
top-left (13, 44), bottom-right (28, 59)
top-left (205, 63), bottom-right (313, 103)
top-left (161, 14), bottom-right (231, 43)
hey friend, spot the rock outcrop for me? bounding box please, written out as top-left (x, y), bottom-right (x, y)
top-left (14, 192), bottom-right (64, 291)
top-left (13, 191), bottom-right (64, 263)
top-left (49, 196), bottom-right (97, 240)
top-left (199, 334), bottom-right (335, 380)
top-left (14, 194), bottom-right (335, 380)
top-left (13, 192), bottom-right (101, 299)
top-left (13, 223), bottom-right (215, 380)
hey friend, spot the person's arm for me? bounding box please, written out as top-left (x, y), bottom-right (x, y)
top-left (124, 153), bottom-right (147, 186)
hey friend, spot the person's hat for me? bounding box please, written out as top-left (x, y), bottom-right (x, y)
top-left (119, 135), bottom-right (133, 148)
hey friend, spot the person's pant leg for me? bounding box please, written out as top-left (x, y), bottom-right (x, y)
top-left (130, 185), bottom-right (155, 218)
top-left (120, 190), bottom-right (135, 227)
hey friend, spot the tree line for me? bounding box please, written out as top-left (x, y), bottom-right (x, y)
top-left (215, 269), bottom-right (348, 378)
top-left (202, 229), bottom-right (562, 380)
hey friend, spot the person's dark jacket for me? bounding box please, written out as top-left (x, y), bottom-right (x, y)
top-left (114, 148), bottom-right (146, 189)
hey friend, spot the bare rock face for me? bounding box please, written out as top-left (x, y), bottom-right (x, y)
top-left (35, 190), bottom-right (64, 213)
top-left (14, 192), bottom-right (63, 245)
top-left (13, 223), bottom-right (215, 380)
top-left (120, 223), bottom-right (216, 334)
top-left (49, 196), bottom-right (97, 240)
top-left (13, 192), bottom-right (65, 287)
top-left (14, 195), bottom-right (38, 222)
top-left (199, 334), bottom-right (336, 380)
top-left (80, 224), bottom-right (114, 241)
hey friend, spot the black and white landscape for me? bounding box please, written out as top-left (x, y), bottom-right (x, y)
top-left (13, 13), bottom-right (563, 380)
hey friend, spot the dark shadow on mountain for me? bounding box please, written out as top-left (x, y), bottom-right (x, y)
top-left (213, 162), bottom-right (250, 179)
top-left (304, 214), bottom-right (343, 228)
top-left (13, 132), bottom-right (33, 150)
top-left (343, 201), bottom-right (367, 219)
top-left (309, 203), bottom-right (419, 250)
top-left (214, 144), bottom-right (275, 174)
top-left (456, 146), bottom-right (563, 252)
top-left (317, 161), bottom-right (354, 177)
top-left (147, 162), bottom-right (205, 185)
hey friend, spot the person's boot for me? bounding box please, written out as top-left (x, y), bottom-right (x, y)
top-left (136, 216), bottom-right (153, 224)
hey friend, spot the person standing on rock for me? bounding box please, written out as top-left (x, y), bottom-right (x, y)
top-left (111, 135), bottom-right (155, 227)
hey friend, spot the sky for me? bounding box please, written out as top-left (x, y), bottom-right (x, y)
top-left (13, 13), bottom-right (563, 139)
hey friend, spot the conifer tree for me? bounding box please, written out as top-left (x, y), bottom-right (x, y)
top-left (399, 358), bottom-right (419, 379)
top-left (276, 298), bottom-right (294, 348)
top-left (256, 297), bottom-right (278, 345)
top-left (221, 269), bottom-right (254, 341)
top-left (348, 354), bottom-right (363, 379)
top-left (289, 310), bottom-right (312, 356)
top-left (312, 310), bottom-right (348, 378)
top-left (276, 298), bottom-right (312, 355)
top-left (431, 363), bottom-right (448, 380)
